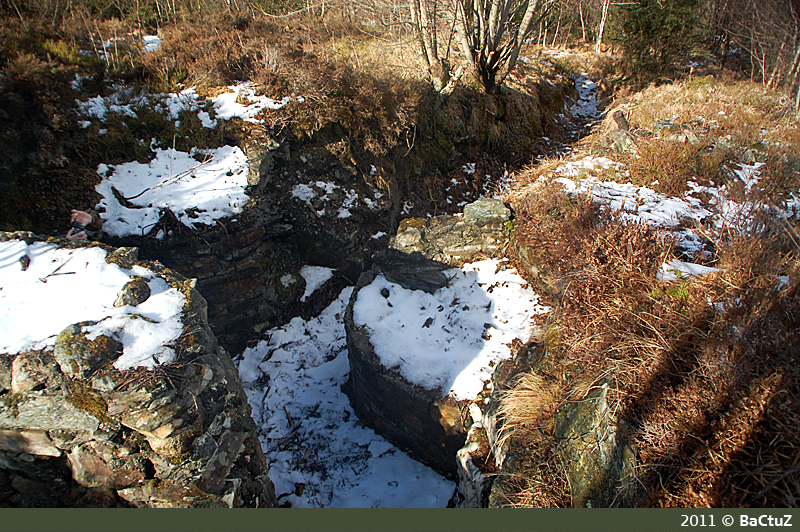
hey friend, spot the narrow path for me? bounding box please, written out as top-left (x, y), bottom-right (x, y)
top-left (234, 75), bottom-right (605, 508)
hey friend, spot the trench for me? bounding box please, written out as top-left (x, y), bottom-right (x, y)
top-left (102, 74), bottom-right (605, 507)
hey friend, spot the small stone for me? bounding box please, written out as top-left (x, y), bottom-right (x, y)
top-left (604, 129), bottom-right (636, 153)
top-left (0, 357), bottom-right (12, 393)
top-left (11, 352), bottom-right (58, 394)
top-left (0, 395), bottom-right (100, 432)
top-left (114, 277), bottom-right (151, 307)
top-left (463, 199), bottom-right (511, 227)
top-left (68, 443), bottom-right (144, 489)
top-left (106, 247), bottom-right (139, 268)
top-left (394, 227), bottom-right (422, 248)
top-left (654, 120), bottom-right (681, 134)
top-left (612, 110), bottom-right (629, 131)
top-left (0, 430), bottom-right (61, 457)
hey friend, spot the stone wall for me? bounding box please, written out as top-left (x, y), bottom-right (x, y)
top-left (0, 237), bottom-right (277, 507)
top-left (105, 136), bottom-right (392, 356)
top-left (343, 199), bottom-right (513, 481)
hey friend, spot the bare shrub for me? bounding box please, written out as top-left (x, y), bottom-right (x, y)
top-left (623, 138), bottom-right (705, 196)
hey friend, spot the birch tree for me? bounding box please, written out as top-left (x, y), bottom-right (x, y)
top-left (453, 0), bottom-right (558, 93)
top-left (409, 0), bottom-right (464, 94)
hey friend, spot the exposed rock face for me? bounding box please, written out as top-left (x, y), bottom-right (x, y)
top-left (484, 350), bottom-right (635, 508)
top-left (343, 199), bottom-right (512, 480)
top-left (105, 137), bottom-right (392, 355)
top-left (462, 198), bottom-right (511, 227)
top-left (0, 238), bottom-right (277, 508)
top-left (343, 268), bottom-right (467, 479)
top-left (391, 198), bottom-right (511, 264)
top-left (371, 249), bottom-right (450, 294)
top-left (554, 382), bottom-right (634, 507)
top-left (453, 403), bottom-right (495, 508)
top-left (482, 342), bottom-right (545, 507)
top-left (105, 201), bottom-right (308, 357)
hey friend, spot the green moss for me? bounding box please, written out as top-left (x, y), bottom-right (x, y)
top-left (167, 451), bottom-right (191, 466)
top-left (688, 75), bottom-right (716, 90)
top-left (67, 387), bottom-right (112, 424)
top-left (1, 393), bottom-right (24, 418)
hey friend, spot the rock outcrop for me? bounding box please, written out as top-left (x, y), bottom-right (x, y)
top-left (105, 137), bottom-right (391, 355)
top-left (389, 198), bottom-right (511, 264)
top-left (0, 236), bottom-right (277, 507)
top-left (343, 199), bottom-right (513, 480)
top-left (477, 337), bottom-right (635, 507)
top-left (553, 381), bottom-right (635, 507)
top-left (343, 267), bottom-right (467, 479)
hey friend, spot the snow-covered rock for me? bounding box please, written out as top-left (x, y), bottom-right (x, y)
top-left (0, 235), bottom-right (277, 507)
top-left (344, 203), bottom-right (548, 478)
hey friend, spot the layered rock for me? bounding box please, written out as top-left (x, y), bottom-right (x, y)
top-left (479, 338), bottom-right (636, 507)
top-left (105, 137), bottom-right (390, 355)
top-left (390, 198), bottom-right (511, 264)
top-left (343, 268), bottom-right (467, 479)
top-left (0, 236), bottom-right (277, 507)
top-left (343, 199), bottom-right (514, 480)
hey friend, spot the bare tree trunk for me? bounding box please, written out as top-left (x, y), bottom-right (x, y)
top-left (541, 21), bottom-right (547, 48)
top-left (595, 0), bottom-right (609, 54)
top-left (767, 28), bottom-right (790, 88)
top-left (795, 79), bottom-right (800, 113)
top-left (551, 11), bottom-right (560, 47)
top-left (454, 0), bottom-right (555, 92)
top-left (787, 41), bottom-right (800, 82)
top-left (411, 0), bottom-right (453, 92)
top-left (579, 0), bottom-right (586, 42)
top-left (8, 0), bottom-right (25, 20)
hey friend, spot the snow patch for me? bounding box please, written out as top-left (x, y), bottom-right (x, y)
top-left (210, 82), bottom-right (293, 122)
top-left (96, 146), bottom-right (249, 237)
top-left (237, 288), bottom-right (455, 507)
top-left (299, 265), bottom-right (334, 302)
top-left (142, 35), bottom-right (162, 53)
top-left (0, 241), bottom-right (185, 370)
top-left (658, 259), bottom-right (721, 281)
top-left (353, 259), bottom-right (549, 400)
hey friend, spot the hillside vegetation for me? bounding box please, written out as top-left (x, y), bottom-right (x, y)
top-left (500, 78), bottom-right (800, 507)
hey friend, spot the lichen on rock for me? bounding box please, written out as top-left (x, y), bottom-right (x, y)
top-left (0, 235), bottom-right (277, 507)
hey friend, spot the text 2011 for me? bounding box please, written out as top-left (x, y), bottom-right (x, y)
top-left (681, 515), bottom-right (715, 527)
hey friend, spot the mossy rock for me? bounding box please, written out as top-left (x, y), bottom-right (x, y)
top-left (555, 381), bottom-right (634, 507)
top-left (66, 386), bottom-right (112, 424)
top-left (114, 277), bottom-right (151, 307)
top-left (105, 247), bottom-right (139, 268)
top-left (0, 231), bottom-right (41, 244)
top-left (54, 324), bottom-right (122, 380)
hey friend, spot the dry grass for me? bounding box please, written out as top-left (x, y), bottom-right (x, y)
top-left (505, 186), bottom-right (800, 506)
top-left (618, 78), bottom-right (797, 155)
top-left (501, 81), bottom-right (800, 505)
top-left (493, 372), bottom-right (570, 507)
top-left (624, 138), bottom-right (707, 195)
